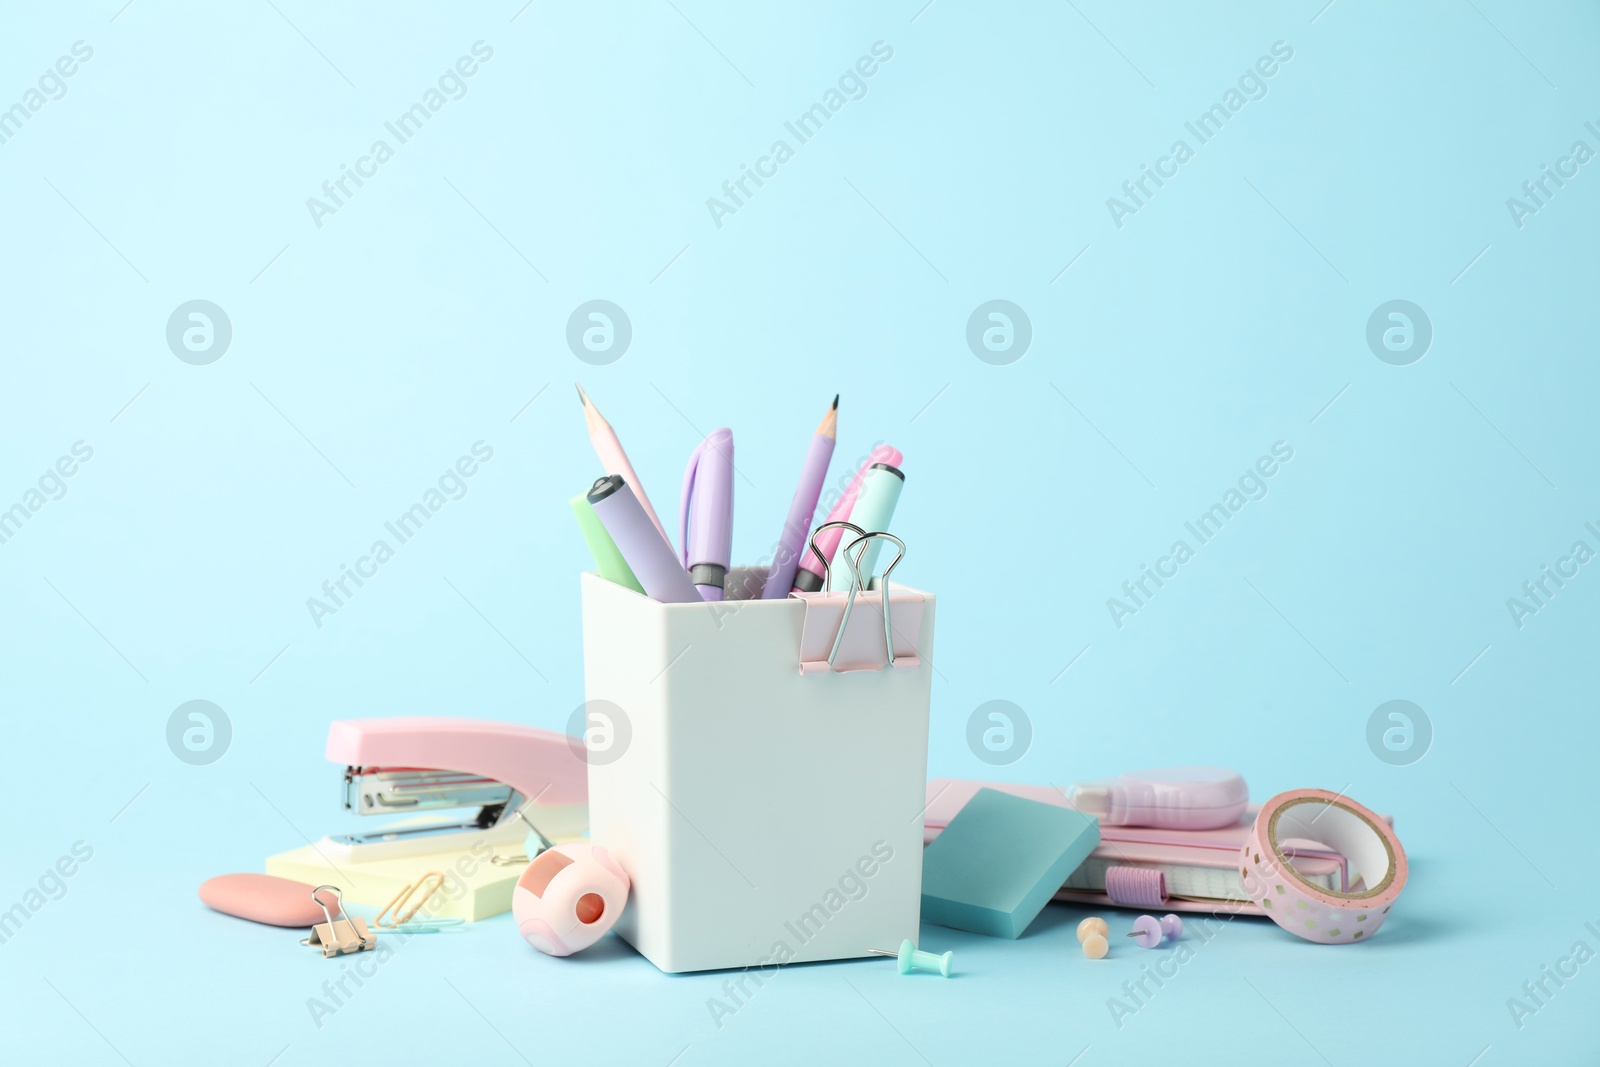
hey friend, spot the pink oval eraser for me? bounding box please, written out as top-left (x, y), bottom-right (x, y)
top-left (199, 873), bottom-right (326, 927)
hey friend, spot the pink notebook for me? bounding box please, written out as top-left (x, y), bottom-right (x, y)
top-left (924, 779), bottom-right (1392, 916)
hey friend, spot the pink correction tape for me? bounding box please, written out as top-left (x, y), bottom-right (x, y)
top-left (1068, 767), bottom-right (1248, 831)
top-left (512, 843), bottom-right (630, 956)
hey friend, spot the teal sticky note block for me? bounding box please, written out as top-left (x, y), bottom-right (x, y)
top-left (920, 788), bottom-right (1100, 939)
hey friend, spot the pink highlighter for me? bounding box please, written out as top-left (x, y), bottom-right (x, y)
top-left (1067, 767), bottom-right (1248, 831)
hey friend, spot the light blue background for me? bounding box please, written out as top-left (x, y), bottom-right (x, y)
top-left (2, 1), bottom-right (1597, 1063)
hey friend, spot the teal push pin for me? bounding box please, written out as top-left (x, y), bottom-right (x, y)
top-left (867, 939), bottom-right (953, 977)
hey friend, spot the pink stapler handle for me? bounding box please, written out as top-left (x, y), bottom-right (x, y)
top-left (325, 718), bottom-right (587, 807)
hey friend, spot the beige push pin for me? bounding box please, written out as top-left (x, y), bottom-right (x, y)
top-left (300, 885), bottom-right (374, 958)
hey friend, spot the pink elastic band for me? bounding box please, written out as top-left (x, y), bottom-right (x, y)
top-left (1105, 866), bottom-right (1168, 907)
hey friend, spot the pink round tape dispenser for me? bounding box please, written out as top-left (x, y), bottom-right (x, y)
top-left (1068, 766), bottom-right (1248, 831)
top-left (512, 843), bottom-right (630, 956)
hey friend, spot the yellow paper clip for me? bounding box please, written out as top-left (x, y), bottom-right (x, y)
top-left (375, 872), bottom-right (445, 929)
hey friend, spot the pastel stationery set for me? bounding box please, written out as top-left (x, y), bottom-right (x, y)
top-left (217, 383), bottom-right (1410, 982)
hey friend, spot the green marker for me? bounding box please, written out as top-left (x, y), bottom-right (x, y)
top-left (571, 494), bottom-right (645, 594)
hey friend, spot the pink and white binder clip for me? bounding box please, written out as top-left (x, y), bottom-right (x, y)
top-left (791, 521), bottom-right (927, 675)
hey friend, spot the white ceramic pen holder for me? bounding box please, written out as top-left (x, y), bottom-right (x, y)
top-left (580, 566), bottom-right (934, 973)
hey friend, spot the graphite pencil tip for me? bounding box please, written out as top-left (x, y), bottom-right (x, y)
top-left (817, 396), bottom-right (839, 438)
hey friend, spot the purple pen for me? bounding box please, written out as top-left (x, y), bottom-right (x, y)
top-left (679, 428), bottom-right (734, 601)
top-left (587, 475), bottom-right (701, 604)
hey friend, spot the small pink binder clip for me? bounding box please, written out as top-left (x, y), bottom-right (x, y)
top-left (300, 885), bottom-right (375, 959)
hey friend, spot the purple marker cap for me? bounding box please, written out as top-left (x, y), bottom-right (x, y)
top-left (679, 429), bottom-right (734, 601)
top-left (587, 475), bottom-right (700, 604)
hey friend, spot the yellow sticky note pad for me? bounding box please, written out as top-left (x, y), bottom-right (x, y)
top-left (265, 840), bottom-right (520, 923)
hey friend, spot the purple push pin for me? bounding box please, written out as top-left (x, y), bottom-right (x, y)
top-left (1127, 913), bottom-right (1184, 948)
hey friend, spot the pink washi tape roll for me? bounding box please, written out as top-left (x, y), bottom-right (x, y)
top-left (1240, 789), bottom-right (1406, 945)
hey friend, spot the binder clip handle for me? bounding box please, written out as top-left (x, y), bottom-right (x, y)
top-left (805, 520), bottom-right (867, 594)
top-left (828, 531), bottom-right (906, 670)
top-left (841, 530), bottom-right (905, 593)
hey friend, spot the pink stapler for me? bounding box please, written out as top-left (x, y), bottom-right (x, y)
top-left (317, 718), bottom-right (588, 863)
